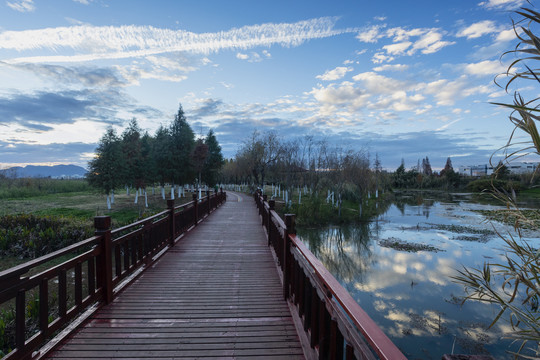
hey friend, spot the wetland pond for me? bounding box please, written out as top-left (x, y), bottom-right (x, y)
top-left (296, 192), bottom-right (540, 359)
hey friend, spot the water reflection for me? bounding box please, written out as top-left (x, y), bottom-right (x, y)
top-left (301, 223), bottom-right (374, 284)
top-left (296, 192), bottom-right (537, 359)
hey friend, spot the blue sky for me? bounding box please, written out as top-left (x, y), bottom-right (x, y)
top-left (0, 0), bottom-right (534, 170)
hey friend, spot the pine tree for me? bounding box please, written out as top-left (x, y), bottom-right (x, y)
top-left (202, 129), bottom-right (225, 187)
top-left (120, 119), bottom-right (143, 191)
top-left (87, 127), bottom-right (123, 204)
top-left (152, 125), bottom-right (171, 186)
top-left (170, 104), bottom-right (195, 185)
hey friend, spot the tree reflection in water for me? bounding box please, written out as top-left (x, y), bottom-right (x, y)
top-left (298, 222), bottom-right (375, 284)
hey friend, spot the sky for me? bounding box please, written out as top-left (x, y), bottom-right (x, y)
top-left (0, 0), bottom-right (536, 171)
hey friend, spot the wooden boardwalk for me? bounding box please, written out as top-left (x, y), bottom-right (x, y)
top-left (46, 192), bottom-right (305, 359)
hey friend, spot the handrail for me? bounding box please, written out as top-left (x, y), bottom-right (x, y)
top-left (0, 189), bottom-right (226, 360)
top-left (254, 190), bottom-right (406, 360)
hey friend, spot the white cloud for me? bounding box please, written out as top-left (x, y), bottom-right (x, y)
top-left (464, 59), bottom-right (506, 76)
top-left (495, 29), bottom-right (515, 42)
top-left (6, 0), bottom-right (34, 12)
top-left (316, 66), bottom-right (353, 81)
top-left (353, 71), bottom-right (406, 94)
top-left (479, 0), bottom-right (526, 9)
top-left (411, 30), bottom-right (455, 54)
top-left (386, 27), bottom-right (425, 42)
top-left (372, 52), bottom-right (394, 64)
top-left (371, 27), bottom-right (454, 63)
top-left (457, 20), bottom-right (498, 39)
top-left (1, 17), bottom-right (352, 63)
top-left (236, 53), bottom-right (249, 60)
top-left (420, 76), bottom-right (491, 106)
top-left (373, 64), bottom-right (408, 72)
top-left (262, 50), bottom-right (271, 58)
top-left (356, 24), bottom-right (385, 43)
top-left (383, 41), bottom-right (412, 55)
top-left (73, 0), bottom-right (92, 4)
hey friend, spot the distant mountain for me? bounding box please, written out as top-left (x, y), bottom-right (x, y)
top-left (1, 165), bottom-right (87, 179)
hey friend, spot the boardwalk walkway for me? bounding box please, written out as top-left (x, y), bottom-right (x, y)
top-left (46, 192), bottom-right (305, 359)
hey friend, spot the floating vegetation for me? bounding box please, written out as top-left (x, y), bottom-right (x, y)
top-left (473, 209), bottom-right (540, 230)
top-left (378, 237), bottom-right (443, 252)
top-left (428, 223), bottom-right (496, 236)
top-left (453, 235), bottom-right (490, 243)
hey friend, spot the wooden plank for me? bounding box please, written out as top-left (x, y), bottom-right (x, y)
top-left (46, 192), bottom-right (304, 359)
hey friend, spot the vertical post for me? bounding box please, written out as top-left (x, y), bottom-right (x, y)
top-left (268, 200), bottom-right (275, 246)
top-left (94, 216), bottom-right (113, 304)
top-left (167, 199), bottom-right (175, 246)
top-left (262, 195), bottom-right (268, 225)
top-left (207, 190), bottom-right (211, 215)
top-left (16, 290), bottom-right (25, 350)
top-left (284, 214), bottom-right (296, 300)
top-left (192, 193), bottom-right (198, 226)
top-left (39, 278), bottom-right (49, 333)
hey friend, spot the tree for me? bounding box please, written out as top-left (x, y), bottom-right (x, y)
top-left (192, 138), bottom-right (208, 187)
top-left (120, 119), bottom-right (143, 192)
top-left (152, 125), bottom-right (173, 190)
top-left (170, 104), bottom-right (195, 186)
top-left (87, 127), bottom-right (122, 208)
top-left (440, 157), bottom-right (453, 176)
top-left (202, 129), bottom-right (224, 187)
top-left (422, 156), bottom-right (432, 176)
top-left (236, 130), bottom-right (282, 188)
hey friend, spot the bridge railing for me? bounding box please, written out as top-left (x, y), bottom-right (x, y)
top-left (0, 190), bottom-right (226, 360)
top-left (254, 191), bottom-right (406, 360)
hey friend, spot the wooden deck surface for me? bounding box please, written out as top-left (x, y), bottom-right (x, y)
top-left (46, 192), bottom-right (305, 359)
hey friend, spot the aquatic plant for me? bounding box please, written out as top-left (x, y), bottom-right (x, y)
top-left (454, 5), bottom-right (540, 358)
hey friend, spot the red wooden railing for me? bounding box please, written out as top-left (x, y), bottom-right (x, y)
top-left (254, 191), bottom-right (406, 360)
top-left (0, 190), bottom-right (226, 360)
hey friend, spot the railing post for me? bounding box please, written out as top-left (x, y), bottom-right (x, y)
top-left (284, 214), bottom-right (296, 300)
top-left (262, 195), bottom-right (268, 225)
top-left (207, 190), bottom-right (211, 215)
top-left (167, 199), bottom-right (175, 246)
top-left (268, 200), bottom-right (275, 246)
top-left (94, 216), bottom-right (113, 304)
top-left (192, 193), bottom-right (198, 226)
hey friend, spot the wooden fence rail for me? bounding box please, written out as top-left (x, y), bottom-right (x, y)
top-left (254, 190), bottom-right (406, 360)
top-left (0, 189), bottom-right (226, 360)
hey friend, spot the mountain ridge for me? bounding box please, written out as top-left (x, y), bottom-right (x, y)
top-left (1, 164), bottom-right (87, 179)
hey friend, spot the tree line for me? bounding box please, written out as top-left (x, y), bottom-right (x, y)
top-left (220, 130), bottom-right (389, 215)
top-left (87, 104), bottom-right (224, 207)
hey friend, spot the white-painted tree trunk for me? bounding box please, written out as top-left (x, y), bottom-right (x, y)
top-left (171, 186), bottom-right (175, 200)
top-left (145, 190), bottom-right (148, 208)
top-left (134, 190), bottom-right (138, 204)
top-left (126, 185), bottom-right (130, 196)
top-left (376, 189), bottom-right (379, 198)
top-left (111, 190), bottom-right (115, 204)
top-left (161, 186), bottom-right (165, 200)
top-left (106, 194), bottom-right (111, 210)
top-left (198, 188), bottom-right (202, 200)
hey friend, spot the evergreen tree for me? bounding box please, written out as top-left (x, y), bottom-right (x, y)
top-left (192, 138), bottom-right (208, 187)
top-left (140, 131), bottom-right (155, 189)
top-left (202, 129), bottom-right (225, 187)
top-left (441, 157), bottom-right (453, 176)
top-left (87, 127), bottom-right (122, 203)
top-left (152, 124), bottom-right (172, 187)
top-left (120, 119), bottom-right (143, 191)
top-left (170, 104), bottom-right (195, 185)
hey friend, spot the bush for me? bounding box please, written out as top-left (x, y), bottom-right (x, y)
top-left (0, 214), bottom-right (93, 259)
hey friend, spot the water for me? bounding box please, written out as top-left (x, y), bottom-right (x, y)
top-left (296, 192), bottom-right (540, 359)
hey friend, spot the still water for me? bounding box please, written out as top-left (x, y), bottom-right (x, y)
top-left (296, 192), bottom-right (539, 359)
